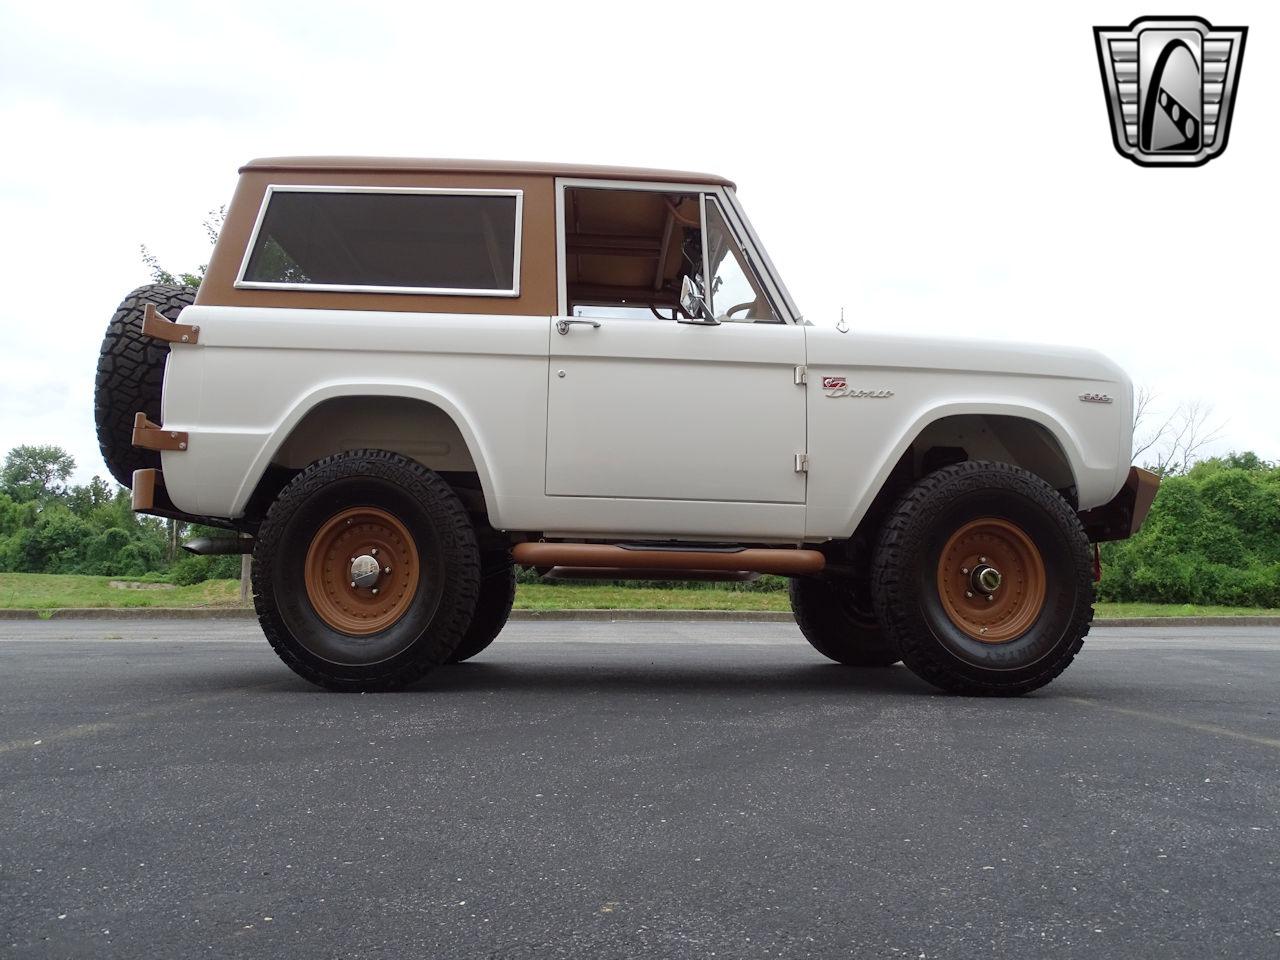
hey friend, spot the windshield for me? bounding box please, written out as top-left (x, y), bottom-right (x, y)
top-left (701, 199), bottom-right (779, 323)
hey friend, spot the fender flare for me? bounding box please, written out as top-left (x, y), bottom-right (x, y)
top-left (841, 399), bottom-right (1092, 537)
top-left (229, 379), bottom-right (498, 518)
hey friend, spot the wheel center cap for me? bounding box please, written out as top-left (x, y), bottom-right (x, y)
top-left (971, 564), bottom-right (1002, 594)
top-left (350, 554), bottom-right (381, 589)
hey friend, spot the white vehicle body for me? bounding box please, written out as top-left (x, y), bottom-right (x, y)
top-left (159, 306), bottom-right (1133, 543)
top-left (141, 158), bottom-right (1135, 546)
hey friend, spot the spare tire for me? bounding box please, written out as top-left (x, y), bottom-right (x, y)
top-left (94, 284), bottom-right (196, 488)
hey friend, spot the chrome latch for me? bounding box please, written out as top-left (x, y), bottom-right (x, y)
top-left (556, 318), bottom-right (602, 335)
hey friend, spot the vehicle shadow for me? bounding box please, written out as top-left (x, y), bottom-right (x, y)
top-left (413, 660), bottom-right (938, 697)
top-left (187, 659), bottom-right (938, 698)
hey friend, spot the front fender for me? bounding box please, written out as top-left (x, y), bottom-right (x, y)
top-left (805, 390), bottom-right (1126, 540)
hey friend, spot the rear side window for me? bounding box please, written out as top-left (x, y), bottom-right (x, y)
top-left (237, 186), bottom-right (522, 295)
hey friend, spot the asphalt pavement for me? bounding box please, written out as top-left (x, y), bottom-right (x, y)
top-left (2, 620), bottom-right (1278, 959)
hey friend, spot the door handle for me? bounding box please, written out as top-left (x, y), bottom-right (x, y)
top-left (556, 318), bottom-right (602, 335)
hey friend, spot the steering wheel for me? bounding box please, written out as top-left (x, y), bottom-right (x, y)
top-left (724, 301), bottom-right (754, 319)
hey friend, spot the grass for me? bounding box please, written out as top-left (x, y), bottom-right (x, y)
top-left (1088, 602), bottom-right (1280, 619)
top-left (0, 573), bottom-right (242, 610)
top-left (0, 572), bottom-right (1277, 618)
top-left (514, 583), bottom-right (791, 611)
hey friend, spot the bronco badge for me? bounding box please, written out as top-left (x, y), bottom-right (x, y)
top-left (1094, 16), bottom-right (1247, 167)
top-left (824, 381), bottom-right (894, 399)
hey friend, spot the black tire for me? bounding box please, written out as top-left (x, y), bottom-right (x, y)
top-left (446, 544), bottom-right (516, 663)
top-left (871, 461), bottom-right (1093, 697)
top-left (789, 576), bottom-right (901, 667)
top-left (252, 450), bottom-right (480, 691)
top-left (94, 284), bottom-right (197, 488)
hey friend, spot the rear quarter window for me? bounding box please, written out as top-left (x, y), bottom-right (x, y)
top-left (237, 186), bottom-right (522, 296)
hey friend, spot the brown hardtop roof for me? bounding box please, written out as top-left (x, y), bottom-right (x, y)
top-left (241, 156), bottom-right (735, 188)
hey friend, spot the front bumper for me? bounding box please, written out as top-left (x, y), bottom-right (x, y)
top-left (1077, 467), bottom-right (1160, 542)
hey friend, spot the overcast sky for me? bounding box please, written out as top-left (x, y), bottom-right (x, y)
top-left (0, 1), bottom-right (1275, 485)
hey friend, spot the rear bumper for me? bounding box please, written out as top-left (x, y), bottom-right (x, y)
top-left (132, 468), bottom-right (238, 531)
top-left (1078, 467), bottom-right (1160, 542)
top-left (132, 468), bottom-right (172, 515)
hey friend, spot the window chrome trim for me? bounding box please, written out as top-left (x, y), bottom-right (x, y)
top-left (698, 193), bottom-right (711, 316)
top-left (552, 177), bottom-right (798, 324)
top-left (234, 184), bottom-right (524, 297)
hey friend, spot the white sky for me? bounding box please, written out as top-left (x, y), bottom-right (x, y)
top-left (1, 0), bottom-right (1275, 485)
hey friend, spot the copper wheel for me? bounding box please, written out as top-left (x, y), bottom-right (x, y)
top-left (304, 506), bottom-right (420, 636)
top-left (935, 517), bottom-right (1047, 643)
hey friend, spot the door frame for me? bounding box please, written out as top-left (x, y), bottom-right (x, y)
top-left (552, 177), bottom-right (801, 325)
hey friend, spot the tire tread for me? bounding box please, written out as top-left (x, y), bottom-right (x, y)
top-left (93, 284), bottom-right (196, 488)
top-left (871, 460), bottom-right (1094, 696)
top-left (252, 450), bottom-right (480, 691)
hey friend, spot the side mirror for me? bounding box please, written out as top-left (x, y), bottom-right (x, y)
top-left (677, 275), bottom-right (719, 325)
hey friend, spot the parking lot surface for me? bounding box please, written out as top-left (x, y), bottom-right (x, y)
top-left (2, 620), bottom-right (1278, 959)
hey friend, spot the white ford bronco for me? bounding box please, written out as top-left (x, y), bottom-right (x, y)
top-left (95, 157), bottom-right (1157, 694)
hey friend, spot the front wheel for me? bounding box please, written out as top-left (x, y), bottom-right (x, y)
top-left (252, 450), bottom-right (480, 691)
top-left (872, 461), bottom-right (1093, 696)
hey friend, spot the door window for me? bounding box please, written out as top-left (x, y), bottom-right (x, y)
top-left (560, 186), bottom-right (781, 323)
top-left (562, 186), bottom-right (705, 319)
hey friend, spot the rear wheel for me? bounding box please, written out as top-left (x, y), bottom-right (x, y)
top-left (252, 450), bottom-right (480, 691)
top-left (789, 576), bottom-right (900, 667)
top-left (446, 540), bottom-right (516, 664)
top-left (872, 461), bottom-right (1093, 696)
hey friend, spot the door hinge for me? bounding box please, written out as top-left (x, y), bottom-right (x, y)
top-left (794, 453), bottom-right (809, 473)
top-left (793, 364), bottom-right (807, 385)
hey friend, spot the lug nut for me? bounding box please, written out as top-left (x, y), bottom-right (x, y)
top-left (965, 591), bottom-right (973, 598)
top-left (961, 567), bottom-right (969, 575)
top-left (384, 566), bottom-right (392, 575)
top-left (987, 595), bottom-right (994, 602)
top-left (349, 581), bottom-right (356, 588)
top-left (979, 556), bottom-right (987, 563)
top-left (371, 588), bottom-right (379, 595)
top-left (371, 548), bottom-right (378, 556)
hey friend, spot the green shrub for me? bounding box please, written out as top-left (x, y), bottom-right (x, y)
top-left (166, 553), bottom-right (241, 585)
top-left (1099, 458), bottom-right (1280, 606)
top-left (515, 565), bottom-right (788, 592)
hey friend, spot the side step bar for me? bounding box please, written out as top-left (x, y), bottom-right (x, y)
top-left (511, 542), bottom-right (824, 577)
top-left (539, 567), bottom-right (760, 583)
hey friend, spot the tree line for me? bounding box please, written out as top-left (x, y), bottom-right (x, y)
top-left (3, 443), bottom-right (1276, 605)
top-left (0, 445), bottom-right (239, 584)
